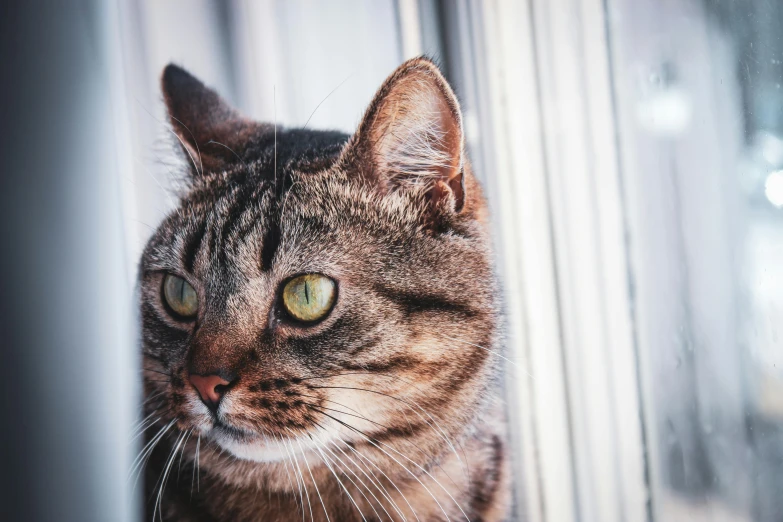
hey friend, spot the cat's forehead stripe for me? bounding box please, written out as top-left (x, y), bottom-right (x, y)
top-left (174, 177), bottom-right (291, 278)
top-left (259, 220), bottom-right (281, 272)
top-left (216, 188), bottom-right (253, 254)
top-left (216, 186), bottom-right (267, 262)
top-left (182, 219), bottom-right (208, 273)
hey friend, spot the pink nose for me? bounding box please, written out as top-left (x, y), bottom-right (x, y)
top-left (189, 374), bottom-right (231, 409)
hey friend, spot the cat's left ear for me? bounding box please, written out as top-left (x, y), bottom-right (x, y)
top-left (340, 57), bottom-right (466, 213)
top-left (161, 64), bottom-right (270, 174)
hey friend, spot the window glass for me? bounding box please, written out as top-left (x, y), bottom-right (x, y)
top-left (608, 0), bottom-right (783, 519)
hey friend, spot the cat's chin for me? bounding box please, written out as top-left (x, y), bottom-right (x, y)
top-left (212, 429), bottom-right (319, 463)
top-left (215, 436), bottom-right (288, 462)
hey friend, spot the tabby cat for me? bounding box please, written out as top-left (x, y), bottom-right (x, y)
top-left (140, 57), bottom-right (510, 521)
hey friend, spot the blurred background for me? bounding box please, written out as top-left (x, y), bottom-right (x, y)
top-left (1, 1), bottom-right (781, 521)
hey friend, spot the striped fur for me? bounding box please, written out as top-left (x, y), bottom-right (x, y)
top-left (140, 58), bottom-right (511, 521)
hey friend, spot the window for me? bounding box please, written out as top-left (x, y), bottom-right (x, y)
top-left (458, 1), bottom-right (783, 520)
top-left (11, 1), bottom-right (774, 520)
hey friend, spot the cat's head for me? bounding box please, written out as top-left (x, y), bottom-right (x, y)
top-left (140, 58), bottom-right (500, 467)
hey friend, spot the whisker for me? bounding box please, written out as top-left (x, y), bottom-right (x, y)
top-left (304, 402), bottom-right (388, 431)
top-left (133, 157), bottom-right (176, 210)
top-left (297, 371), bottom-right (461, 452)
top-left (300, 390), bottom-right (463, 478)
top-left (297, 370), bottom-right (464, 467)
top-left (302, 74), bottom-right (353, 130)
top-left (315, 410), bottom-right (463, 521)
top-left (282, 435), bottom-right (308, 522)
top-left (142, 391), bottom-right (167, 406)
top-left (191, 433), bottom-right (201, 498)
top-left (337, 439), bottom-right (420, 522)
top-left (299, 367), bottom-right (483, 482)
top-left (305, 384), bottom-right (465, 479)
top-left (273, 85), bottom-right (277, 192)
top-left (168, 113), bottom-right (204, 176)
top-left (310, 426), bottom-right (393, 522)
top-left (325, 438), bottom-right (406, 522)
top-left (273, 435), bottom-right (304, 517)
top-left (131, 409), bottom-right (161, 433)
top-left (294, 435), bottom-right (331, 522)
top-left (305, 401), bottom-right (461, 494)
top-left (129, 414), bottom-right (165, 444)
top-left (353, 372), bottom-right (471, 482)
top-left (205, 140), bottom-right (249, 170)
top-left (142, 367), bottom-right (173, 377)
top-left (284, 437), bottom-right (315, 522)
top-left (442, 334), bottom-right (534, 379)
top-left (129, 419), bottom-right (176, 490)
top-left (297, 393), bottom-right (369, 418)
top-left (177, 429), bottom-right (194, 485)
top-left (280, 179), bottom-right (303, 218)
top-left (332, 441), bottom-right (409, 522)
top-left (306, 431), bottom-right (369, 521)
top-left (154, 429), bottom-right (188, 521)
top-left (134, 99), bottom-right (203, 177)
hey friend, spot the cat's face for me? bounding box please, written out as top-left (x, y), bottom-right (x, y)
top-left (141, 59), bottom-right (499, 465)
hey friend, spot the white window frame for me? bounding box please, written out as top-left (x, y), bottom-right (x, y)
top-left (409, 1), bottom-right (650, 521)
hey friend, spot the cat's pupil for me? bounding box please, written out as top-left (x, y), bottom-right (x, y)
top-left (281, 274), bottom-right (336, 322)
top-left (162, 274), bottom-right (197, 317)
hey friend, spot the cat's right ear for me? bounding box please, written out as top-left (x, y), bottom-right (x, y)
top-left (338, 57), bottom-right (466, 215)
top-left (161, 64), bottom-right (270, 174)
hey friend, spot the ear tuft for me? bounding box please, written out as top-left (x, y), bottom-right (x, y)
top-left (161, 64), bottom-right (267, 174)
top-left (342, 57), bottom-right (465, 212)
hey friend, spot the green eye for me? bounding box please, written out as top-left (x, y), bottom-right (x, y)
top-left (282, 274), bottom-right (336, 323)
top-left (163, 274), bottom-right (198, 318)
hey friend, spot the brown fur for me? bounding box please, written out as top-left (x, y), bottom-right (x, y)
top-left (139, 58), bottom-right (511, 521)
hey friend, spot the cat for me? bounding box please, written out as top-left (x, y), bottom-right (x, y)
top-left (140, 57), bottom-right (511, 522)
